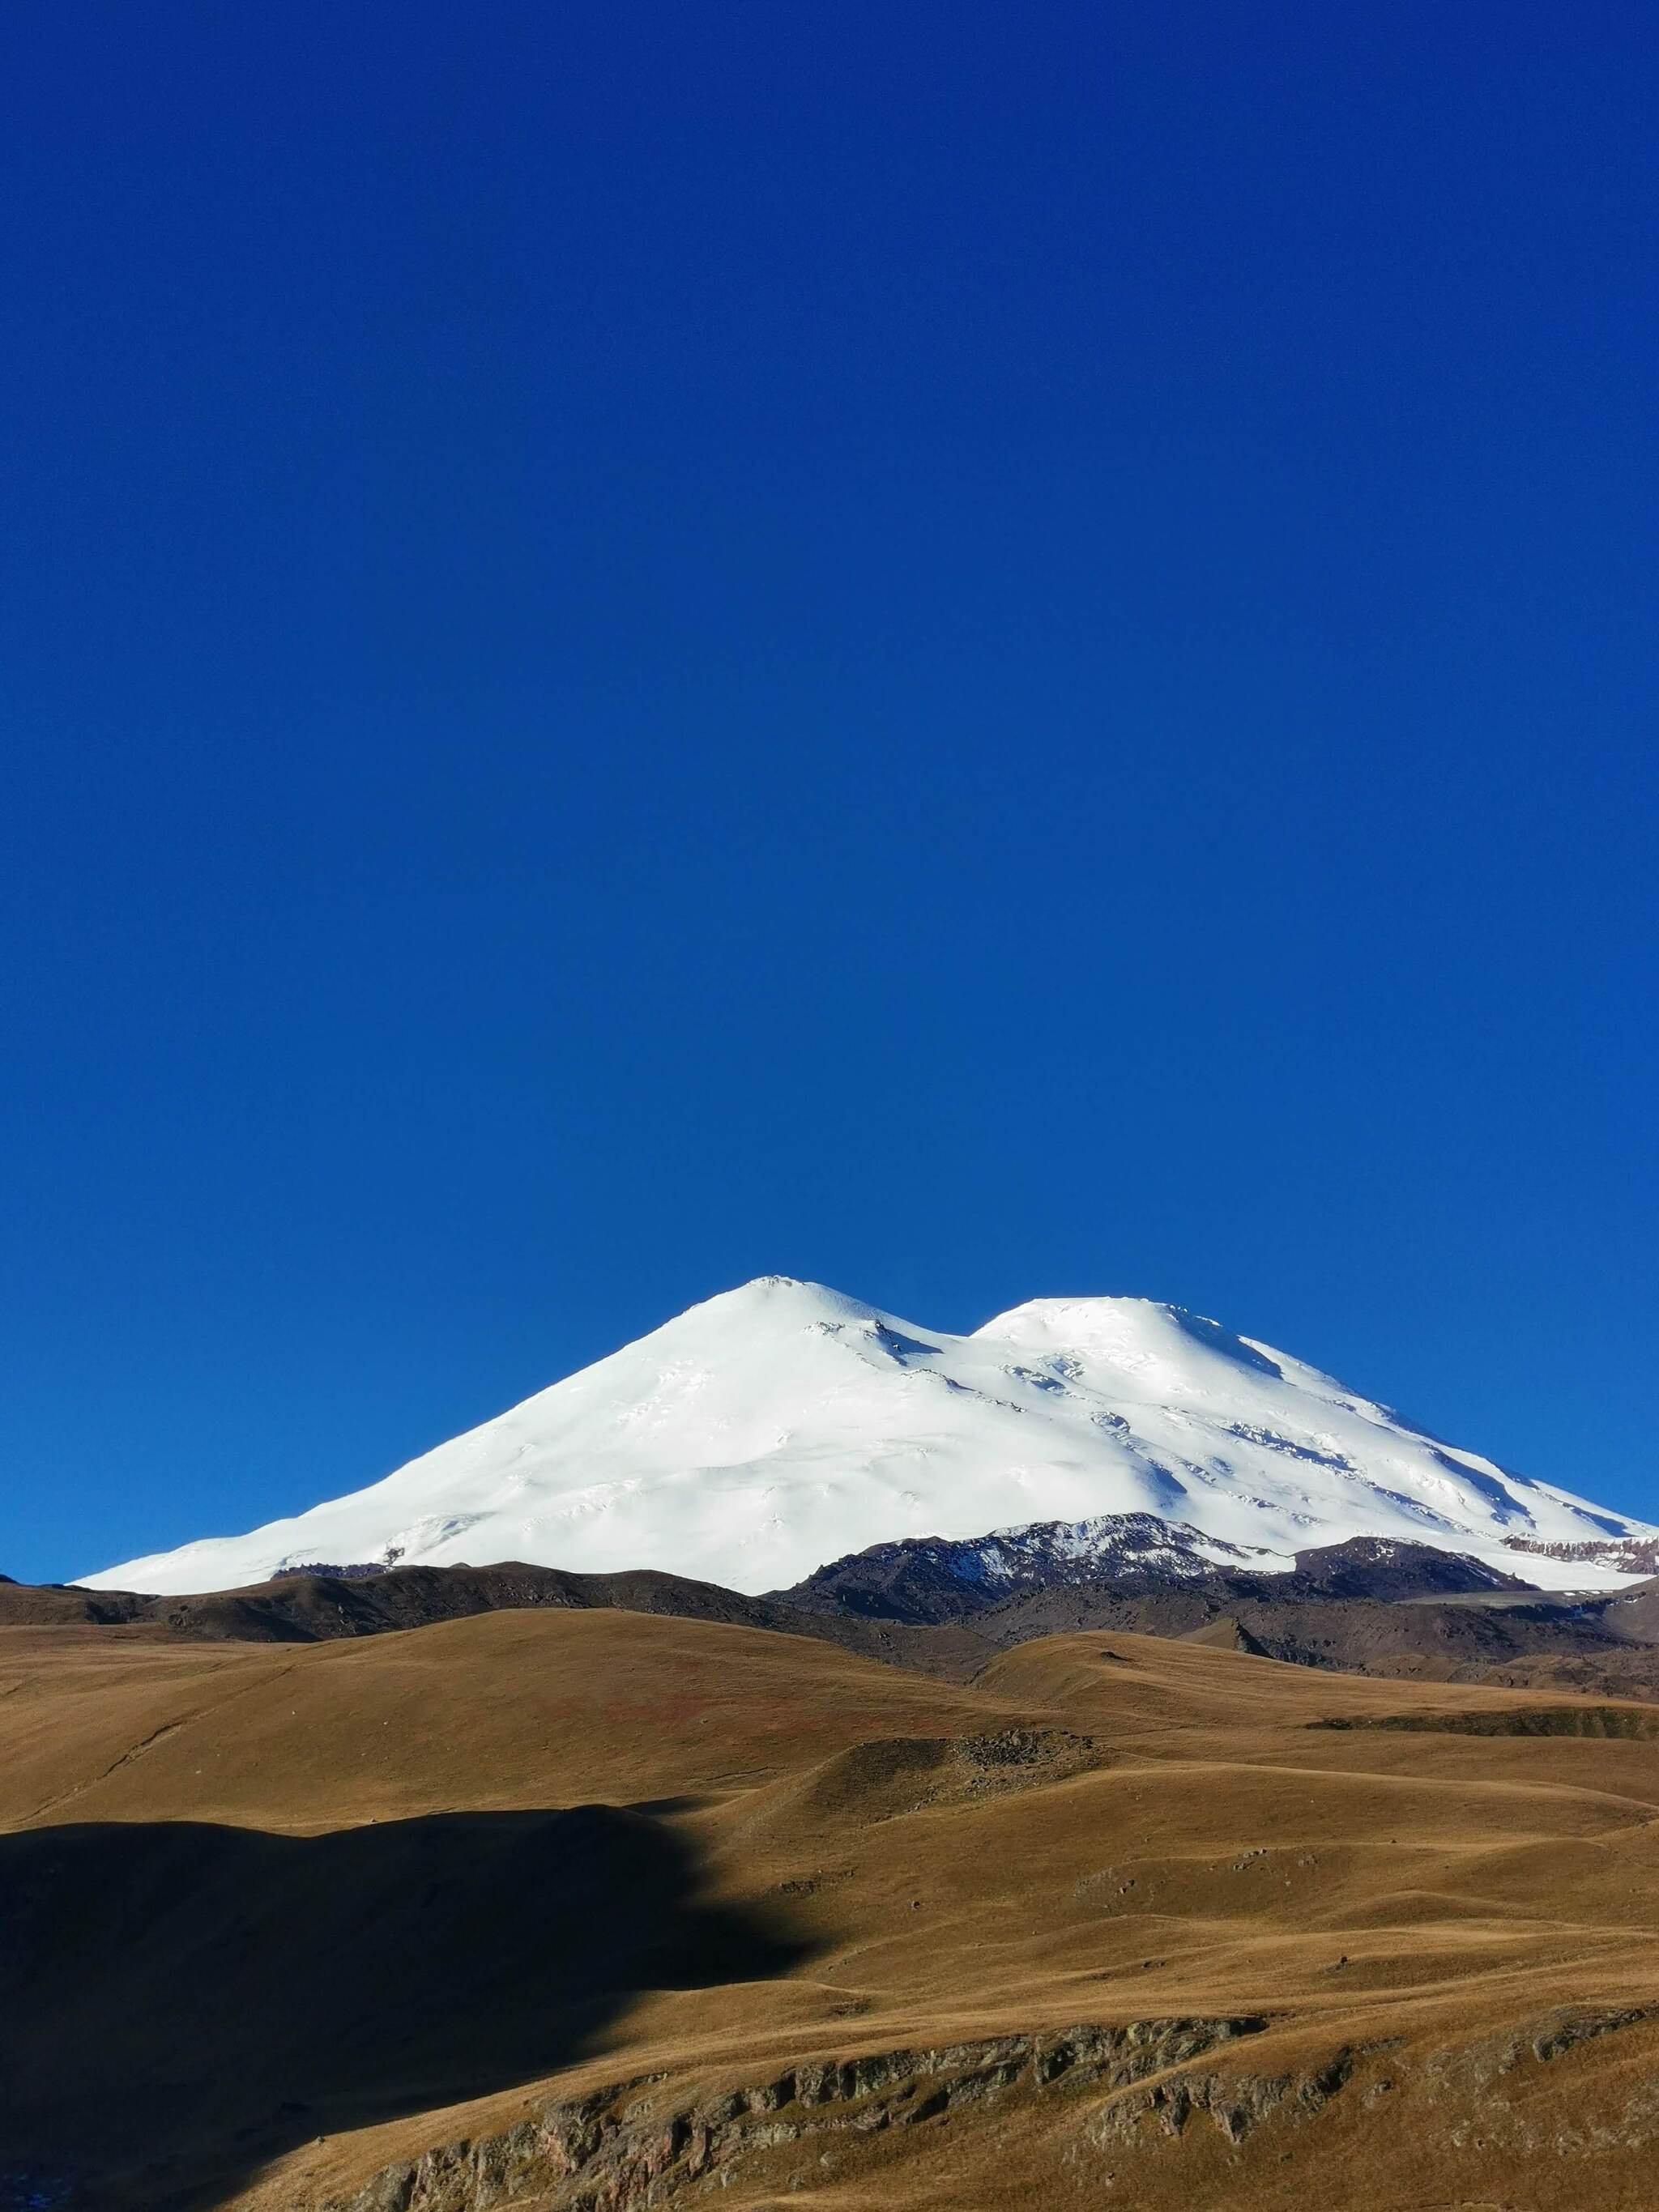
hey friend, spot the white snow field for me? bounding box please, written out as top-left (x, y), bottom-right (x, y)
top-left (82, 1277), bottom-right (1653, 1596)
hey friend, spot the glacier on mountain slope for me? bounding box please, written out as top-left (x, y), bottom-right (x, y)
top-left (81, 1278), bottom-right (1653, 1596)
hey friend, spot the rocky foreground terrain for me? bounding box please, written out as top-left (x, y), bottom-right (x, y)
top-left (6, 1563), bottom-right (1659, 2210)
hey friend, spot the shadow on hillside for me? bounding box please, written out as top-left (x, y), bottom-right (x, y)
top-left (1, 1805), bottom-right (811, 2211)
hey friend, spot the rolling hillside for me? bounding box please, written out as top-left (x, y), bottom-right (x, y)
top-left (7, 1601), bottom-right (1659, 2209)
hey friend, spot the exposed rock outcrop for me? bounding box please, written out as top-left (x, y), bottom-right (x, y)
top-left (1085, 2043), bottom-right (1359, 2148)
top-left (326, 2017), bottom-right (1269, 2212)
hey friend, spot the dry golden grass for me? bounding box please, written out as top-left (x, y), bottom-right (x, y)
top-left (6, 1608), bottom-right (1659, 2210)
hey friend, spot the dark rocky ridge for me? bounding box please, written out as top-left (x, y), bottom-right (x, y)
top-left (772, 1521), bottom-right (1659, 1699)
top-left (957, 1570), bottom-right (1659, 1700)
top-left (11, 1520), bottom-right (1659, 1701)
top-left (0, 1560), bottom-right (992, 1680)
top-left (775, 1524), bottom-right (1529, 1626)
top-left (1503, 1533), bottom-right (1659, 1576)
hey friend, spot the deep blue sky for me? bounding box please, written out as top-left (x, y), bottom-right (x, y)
top-left (4, 2), bottom-right (1655, 1583)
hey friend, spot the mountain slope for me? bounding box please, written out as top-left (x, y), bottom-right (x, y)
top-left (82, 1276), bottom-right (1652, 1596)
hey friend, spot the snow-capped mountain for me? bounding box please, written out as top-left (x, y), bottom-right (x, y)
top-left (81, 1277), bottom-right (1653, 1596)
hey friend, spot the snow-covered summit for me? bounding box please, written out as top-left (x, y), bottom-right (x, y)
top-left (81, 1277), bottom-right (1653, 1596)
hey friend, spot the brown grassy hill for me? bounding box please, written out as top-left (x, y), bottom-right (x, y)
top-left (5, 1609), bottom-right (1659, 2212)
top-left (974, 1579), bottom-right (1659, 1700)
top-left (0, 1560), bottom-right (992, 1679)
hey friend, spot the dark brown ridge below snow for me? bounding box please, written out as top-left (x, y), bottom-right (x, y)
top-left (12, 1538), bottom-right (1659, 1699)
top-left (0, 1562), bottom-right (995, 1681)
